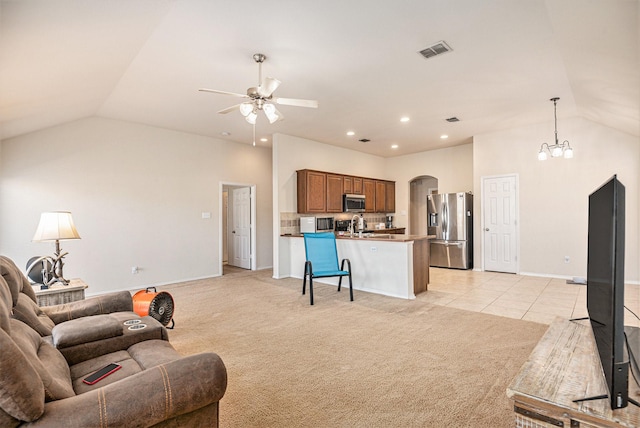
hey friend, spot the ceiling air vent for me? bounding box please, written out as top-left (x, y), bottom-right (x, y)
top-left (419, 41), bottom-right (453, 60)
top-left (445, 117), bottom-right (460, 122)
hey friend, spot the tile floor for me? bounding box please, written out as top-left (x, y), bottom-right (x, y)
top-left (421, 267), bottom-right (640, 326)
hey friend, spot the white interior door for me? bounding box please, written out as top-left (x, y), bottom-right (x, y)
top-left (232, 187), bottom-right (251, 269)
top-left (482, 175), bottom-right (518, 273)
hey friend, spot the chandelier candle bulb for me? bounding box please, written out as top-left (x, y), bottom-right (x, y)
top-left (537, 97), bottom-right (573, 161)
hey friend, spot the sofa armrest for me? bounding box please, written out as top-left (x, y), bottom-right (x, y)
top-left (59, 316), bottom-right (168, 365)
top-left (42, 291), bottom-right (133, 324)
top-left (23, 352), bottom-right (227, 427)
top-left (51, 314), bottom-right (123, 348)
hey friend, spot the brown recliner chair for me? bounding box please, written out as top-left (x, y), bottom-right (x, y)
top-left (0, 271), bottom-right (227, 427)
top-left (0, 255), bottom-right (169, 364)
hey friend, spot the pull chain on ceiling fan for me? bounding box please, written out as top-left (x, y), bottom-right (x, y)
top-left (199, 53), bottom-right (318, 129)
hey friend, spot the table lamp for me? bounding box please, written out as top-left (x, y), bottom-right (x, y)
top-left (32, 211), bottom-right (81, 286)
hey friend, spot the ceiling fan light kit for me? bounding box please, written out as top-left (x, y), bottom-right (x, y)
top-left (537, 97), bottom-right (573, 161)
top-left (199, 53), bottom-right (318, 144)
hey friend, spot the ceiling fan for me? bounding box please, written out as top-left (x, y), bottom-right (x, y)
top-left (199, 53), bottom-right (318, 126)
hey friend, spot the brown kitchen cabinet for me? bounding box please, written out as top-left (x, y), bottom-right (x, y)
top-left (353, 177), bottom-right (363, 194)
top-left (326, 173), bottom-right (344, 213)
top-left (375, 181), bottom-right (386, 212)
top-left (343, 176), bottom-right (353, 194)
top-left (363, 179), bottom-right (376, 212)
top-left (385, 181), bottom-right (395, 213)
top-left (297, 170), bottom-right (327, 213)
top-left (297, 169), bottom-right (396, 214)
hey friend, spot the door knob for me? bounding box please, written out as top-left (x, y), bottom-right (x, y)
top-left (484, 228), bottom-right (490, 231)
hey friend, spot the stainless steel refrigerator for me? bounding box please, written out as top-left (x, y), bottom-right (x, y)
top-left (427, 192), bottom-right (473, 269)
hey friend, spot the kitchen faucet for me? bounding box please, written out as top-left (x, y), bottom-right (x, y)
top-left (351, 214), bottom-right (364, 237)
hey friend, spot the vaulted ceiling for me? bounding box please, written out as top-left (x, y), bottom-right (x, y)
top-left (1, 0), bottom-right (638, 157)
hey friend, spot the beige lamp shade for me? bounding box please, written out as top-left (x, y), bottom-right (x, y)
top-left (32, 212), bottom-right (81, 242)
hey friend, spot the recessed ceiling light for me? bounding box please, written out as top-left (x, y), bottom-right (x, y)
top-left (391, 144), bottom-right (399, 149)
top-left (260, 138), bottom-right (268, 142)
top-left (221, 131), bottom-right (231, 136)
top-left (346, 131), bottom-right (355, 136)
top-left (440, 135), bottom-right (448, 139)
top-left (400, 117), bottom-right (410, 123)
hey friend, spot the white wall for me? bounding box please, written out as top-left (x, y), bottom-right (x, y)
top-left (385, 144), bottom-right (474, 230)
top-left (0, 117), bottom-right (273, 294)
top-left (473, 116), bottom-right (639, 282)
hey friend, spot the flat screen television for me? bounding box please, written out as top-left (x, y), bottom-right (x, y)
top-left (585, 174), bottom-right (628, 409)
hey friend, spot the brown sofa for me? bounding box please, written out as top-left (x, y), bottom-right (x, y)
top-left (0, 255), bottom-right (170, 364)
top-left (0, 258), bottom-right (227, 427)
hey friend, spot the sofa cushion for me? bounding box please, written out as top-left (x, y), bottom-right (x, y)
top-left (0, 322), bottom-right (45, 421)
top-left (70, 350), bottom-right (142, 395)
top-left (128, 339), bottom-right (182, 369)
top-left (12, 293), bottom-right (55, 336)
top-left (10, 319), bottom-right (74, 402)
top-left (51, 314), bottom-right (123, 348)
top-left (0, 256), bottom-right (33, 307)
top-left (0, 277), bottom-right (13, 334)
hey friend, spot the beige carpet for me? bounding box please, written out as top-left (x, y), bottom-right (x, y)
top-left (161, 269), bottom-right (548, 427)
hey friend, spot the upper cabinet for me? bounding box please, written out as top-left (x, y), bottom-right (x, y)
top-left (343, 176), bottom-right (363, 195)
top-left (297, 169), bottom-right (395, 214)
top-left (363, 179), bottom-right (376, 212)
top-left (353, 177), bottom-right (363, 194)
top-left (343, 176), bottom-right (353, 194)
top-left (326, 174), bottom-right (344, 213)
top-left (375, 181), bottom-right (386, 212)
top-left (385, 181), bottom-right (395, 213)
top-left (297, 170), bottom-right (327, 213)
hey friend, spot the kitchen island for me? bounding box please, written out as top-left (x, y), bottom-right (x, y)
top-left (278, 233), bottom-right (433, 299)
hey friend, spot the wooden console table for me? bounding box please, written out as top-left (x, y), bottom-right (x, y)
top-left (507, 318), bottom-right (640, 428)
top-left (32, 279), bottom-right (88, 307)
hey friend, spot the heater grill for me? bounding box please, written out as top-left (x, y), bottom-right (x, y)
top-left (133, 287), bottom-right (175, 328)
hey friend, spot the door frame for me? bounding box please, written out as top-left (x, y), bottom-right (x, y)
top-left (220, 182), bottom-right (257, 273)
top-left (480, 173), bottom-right (520, 273)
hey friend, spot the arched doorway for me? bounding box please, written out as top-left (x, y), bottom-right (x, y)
top-left (409, 175), bottom-right (438, 235)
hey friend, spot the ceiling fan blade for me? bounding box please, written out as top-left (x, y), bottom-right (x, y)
top-left (217, 104), bottom-right (242, 114)
top-left (274, 97), bottom-right (318, 108)
top-left (258, 77), bottom-right (281, 97)
top-left (199, 88), bottom-right (249, 98)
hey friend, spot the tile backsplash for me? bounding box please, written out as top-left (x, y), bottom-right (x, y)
top-left (279, 212), bottom-right (391, 235)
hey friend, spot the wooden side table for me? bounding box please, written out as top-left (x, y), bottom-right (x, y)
top-left (32, 279), bottom-right (88, 307)
top-left (507, 318), bottom-right (640, 428)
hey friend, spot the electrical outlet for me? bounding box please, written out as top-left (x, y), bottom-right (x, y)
top-left (131, 266), bottom-right (139, 274)
top-left (564, 256), bottom-right (570, 264)
top-left (370, 246), bottom-right (378, 252)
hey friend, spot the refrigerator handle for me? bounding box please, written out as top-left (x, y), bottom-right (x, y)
top-left (442, 201), bottom-right (447, 239)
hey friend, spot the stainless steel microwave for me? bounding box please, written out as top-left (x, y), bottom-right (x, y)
top-left (343, 194), bottom-right (365, 212)
top-left (316, 217), bottom-right (334, 232)
top-left (300, 216), bottom-right (334, 233)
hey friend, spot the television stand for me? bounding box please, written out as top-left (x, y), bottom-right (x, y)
top-left (574, 394), bottom-right (640, 408)
top-left (507, 318), bottom-right (640, 427)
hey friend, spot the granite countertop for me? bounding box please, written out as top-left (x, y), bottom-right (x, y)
top-left (361, 227), bottom-right (406, 233)
top-left (281, 233), bottom-right (434, 242)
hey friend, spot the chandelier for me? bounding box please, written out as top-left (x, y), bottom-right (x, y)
top-left (537, 97), bottom-right (573, 160)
